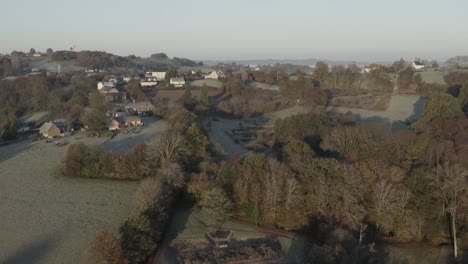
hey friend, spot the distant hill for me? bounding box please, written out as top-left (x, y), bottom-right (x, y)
top-left (203, 58), bottom-right (391, 67)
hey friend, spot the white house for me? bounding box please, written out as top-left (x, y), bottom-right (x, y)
top-left (361, 67), bottom-right (372, 74)
top-left (140, 77), bottom-right (158, 87)
top-left (146, 71), bottom-right (167, 81)
top-left (412, 61), bottom-right (425, 70)
top-left (205, 70), bottom-right (225, 80)
top-left (170, 77), bottom-right (186, 87)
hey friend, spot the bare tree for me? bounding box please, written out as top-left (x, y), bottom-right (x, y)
top-left (145, 131), bottom-right (188, 175)
top-left (157, 162), bottom-right (185, 188)
top-left (372, 178), bottom-right (411, 232)
top-left (431, 162), bottom-right (468, 259)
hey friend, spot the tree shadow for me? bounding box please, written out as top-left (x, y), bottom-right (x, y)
top-left (3, 232), bottom-right (62, 264)
top-left (303, 218), bottom-right (397, 264)
top-left (153, 199), bottom-right (193, 264)
top-left (302, 217), bottom-right (468, 264)
top-left (0, 140), bottom-right (34, 163)
top-left (406, 96), bottom-right (428, 124)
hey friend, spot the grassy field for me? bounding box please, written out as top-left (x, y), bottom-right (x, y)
top-left (327, 94), bottom-right (427, 130)
top-left (103, 116), bottom-right (167, 153)
top-left (0, 136), bottom-right (138, 263)
top-left (0, 116), bottom-right (169, 263)
top-left (191, 79), bottom-right (224, 89)
top-left (418, 68), bottom-right (447, 85)
top-left (29, 57), bottom-right (86, 72)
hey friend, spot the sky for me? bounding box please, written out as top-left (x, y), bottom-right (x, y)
top-left (1, 0), bottom-right (467, 62)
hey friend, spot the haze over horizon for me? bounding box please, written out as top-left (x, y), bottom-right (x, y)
top-left (1, 0), bottom-right (467, 62)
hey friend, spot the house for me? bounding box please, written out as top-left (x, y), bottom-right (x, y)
top-left (107, 119), bottom-right (120, 131)
top-left (361, 66), bottom-right (373, 74)
top-left (39, 121), bottom-right (62, 138)
top-left (170, 77), bottom-right (186, 87)
top-left (107, 114), bottom-right (143, 130)
top-left (140, 77), bottom-right (158, 87)
top-left (121, 115), bottom-right (142, 126)
top-left (123, 76), bottom-right (139, 82)
top-left (125, 101), bottom-right (155, 115)
top-left (412, 61), bottom-right (425, 70)
top-left (146, 71), bottom-right (167, 81)
top-left (97, 81), bottom-right (127, 102)
top-left (205, 71), bottom-right (225, 80)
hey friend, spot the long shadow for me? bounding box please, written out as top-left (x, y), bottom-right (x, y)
top-left (406, 96), bottom-right (428, 124)
top-left (0, 140), bottom-right (34, 163)
top-left (302, 218), bottom-right (398, 264)
top-left (153, 199), bottom-right (193, 264)
top-left (2, 232), bottom-right (62, 264)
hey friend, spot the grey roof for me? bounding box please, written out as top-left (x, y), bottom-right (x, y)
top-left (123, 116), bottom-right (141, 122)
top-left (125, 101), bottom-right (155, 109)
top-left (170, 77), bottom-right (185, 82)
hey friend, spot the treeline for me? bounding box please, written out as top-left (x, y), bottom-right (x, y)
top-left (216, 75), bottom-right (280, 117)
top-left (0, 52), bottom-right (25, 76)
top-left (0, 73), bottom-right (99, 140)
top-left (52, 50), bottom-right (132, 69)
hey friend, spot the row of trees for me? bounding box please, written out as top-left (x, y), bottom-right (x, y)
top-left (52, 50), bottom-right (132, 69)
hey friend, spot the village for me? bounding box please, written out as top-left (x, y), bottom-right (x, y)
top-left (1, 46), bottom-right (468, 264)
top-left (6, 55), bottom-right (443, 146)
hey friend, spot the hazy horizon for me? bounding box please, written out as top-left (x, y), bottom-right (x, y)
top-left (1, 0), bottom-right (467, 62)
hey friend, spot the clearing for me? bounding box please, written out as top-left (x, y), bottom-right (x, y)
top-left (204, 106), bottom-right (308, 158)
top-left (191, 79), bottom-right (223, 89)
top-left (327, 94), bottom-right (427, 130)
top-left (154, 205), bottom-right (304, 264)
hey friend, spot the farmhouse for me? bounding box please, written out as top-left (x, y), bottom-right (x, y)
top-left (412, 61), bottom-right (425, 70)
top-left (125, 101), bottom-right (155, 115)
top-left (39, 121), bottom-right (62, 138)
top-left (205, 70), bottom-right (225, 80)
top-left (97, 81), bottom-right (127, 102)
top-left (170, 77), bottom-right (186, 87)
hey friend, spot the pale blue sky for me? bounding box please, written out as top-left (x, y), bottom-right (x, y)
top-left (1, 0), bottom-right (467, 61)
